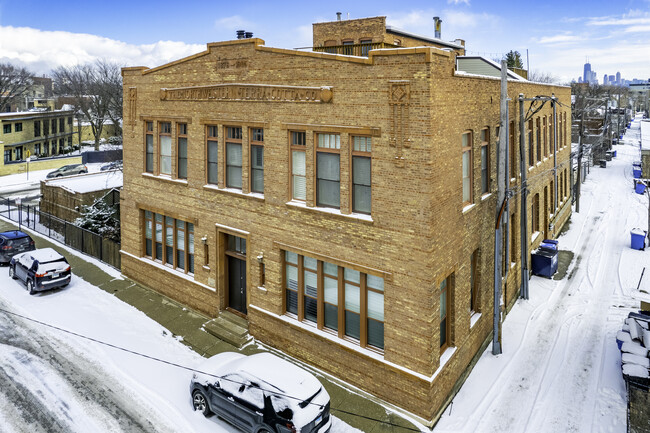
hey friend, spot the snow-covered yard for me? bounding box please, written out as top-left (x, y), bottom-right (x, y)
top-left (434, 116), bottom-right (648, 433)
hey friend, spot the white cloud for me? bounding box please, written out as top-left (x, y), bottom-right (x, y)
top-left (536, 33), bottom-right (584, 45)
top-left (447, 0), bottom-right (470, 5)
top-left (0, 26), bottom-right (204, 75)
top-left (623, 25), bottom-right (650, 33)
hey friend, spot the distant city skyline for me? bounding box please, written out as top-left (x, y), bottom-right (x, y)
top-left (578, 59), bottom-right (647, 86)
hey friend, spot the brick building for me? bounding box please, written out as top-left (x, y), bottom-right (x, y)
top-left (1, 109), bottom-right (78, 176)
top-left (120, 16), bottom-right (571, 424)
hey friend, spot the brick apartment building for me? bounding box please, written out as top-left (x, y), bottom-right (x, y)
top-left (120, 16), bottom-right (571, 424)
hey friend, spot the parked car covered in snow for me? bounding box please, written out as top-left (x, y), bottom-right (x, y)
top-left (100, 160), bottom-right (123, 171)
top-left (46, 164), bottom-right (88, 178)
top-left (0, 230), bottom-right (35, 264)
top-left (9, 248), bottom-right (71, 294)
top-left (190, 352), bottom-right (331, 433)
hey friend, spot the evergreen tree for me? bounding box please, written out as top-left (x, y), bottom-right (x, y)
top-left (505, 50), bottom-right (524, 69)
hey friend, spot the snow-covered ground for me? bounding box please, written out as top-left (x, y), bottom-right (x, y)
top-left (0, 163), bottom-right (105, 196)
top-left (434, 115), bottom-right (647, 433)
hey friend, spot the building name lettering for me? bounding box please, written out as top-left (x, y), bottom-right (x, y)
top-left (160, 85), bottom-right (333, 103)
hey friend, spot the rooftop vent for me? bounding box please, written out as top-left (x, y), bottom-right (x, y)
top-left (245, 31), bottom-right (253, 38)
top-left (433, 17), bottom-right (442, 39)
top-left (336, 12), bottom-right (342, 21)
top-left (236, 30), bottom-right (245, 39)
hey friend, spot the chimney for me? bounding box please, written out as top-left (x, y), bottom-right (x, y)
top-left (433, 17), bottom-right (442, 39)
top-left (236, 30), bottom-right (245, 39)
top-left (336, 12), bottom-right (342, 21)
top-left (245, 31), bottom-right (253, 39)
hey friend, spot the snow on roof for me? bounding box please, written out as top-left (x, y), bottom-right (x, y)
top-left (45, 171), bottom-right (122, 194)
top-left (29, 248), bottom-right (64, 262)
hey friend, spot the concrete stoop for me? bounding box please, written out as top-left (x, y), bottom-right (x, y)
top-left (203, 311), bottom-right (250, 348)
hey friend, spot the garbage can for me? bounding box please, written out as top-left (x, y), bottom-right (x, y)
top-left (634, 168), bottom-right (642, 178)
top-left (600, 160), bottom-right (607, 168)
top-left (605, 151), bottom-right (612, 161)
top-left (531, 248), bottom-right (558, 278)
top-left (613, 150), bottom-right (617, 157)
top-left (636, 181), bottom-right (646, 195)
top-left (631, 229), bottom-right (646, 250)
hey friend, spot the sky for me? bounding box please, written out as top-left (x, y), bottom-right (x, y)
top-left (0, 0), bottom-right (649, 84)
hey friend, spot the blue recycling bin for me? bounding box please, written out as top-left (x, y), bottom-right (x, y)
top-left (613, 150), bottom-right (617, 157)
top-left (636, 181), bottom-right (646, 194)
top-left (531, 248), bottom-right (558, 278)
top-left (634, 168), bottom-right (642, 178)
top-left (540, 239), bottom-right (558, 251)
top-left (631, 229), bottom-right (646, 250)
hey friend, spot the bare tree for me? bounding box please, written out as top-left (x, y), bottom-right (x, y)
top-left (0, 63), bottom-right (33, 112)
top-left (52, 60), bottom-right (123, 150)
top-left (528, 70), bottom-right (560, 84)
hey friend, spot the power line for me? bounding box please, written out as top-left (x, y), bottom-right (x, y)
top-left (0, 306), bottom-right (423, 432)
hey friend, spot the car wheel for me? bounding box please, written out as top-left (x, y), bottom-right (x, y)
top-left (56, 174), bottom-right (63, 178)
top-left (9, 266), bottom-right (16, 279)
top-left (192, 390), bottom-right (211, 416)
top-left (27, 280), bottom-right (35, 295)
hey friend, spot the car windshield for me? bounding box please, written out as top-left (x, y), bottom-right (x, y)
top-left (298, 387), bottom-right (321, 409)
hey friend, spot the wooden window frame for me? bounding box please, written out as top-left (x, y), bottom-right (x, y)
top-left (509, 121), bottom-right (516, 181)
top-left (226, 126), bottom-right (243, 190)
top-left (440, 275), bottom-right (452, 352)
top-left (315, 133), bottom-right (341, 209)
top-left (249, 127), bottom-right (264, 194)
top-left (158, 121), bottom-right (172, 176)
top-left (532, 193), bottom-right (540, 233)
top-left (205, 125), bottom-right (220, 186)
top-left (462, 131), bottom-right (473, 206)
top-left (470, 250), bottom-right (479, 313)
top-left (542, 116), bottom-right (548, 158)
top-left (528, 119), bottom-right (534, 167)
top-left (290, 131), bottom-right (306, 201)
top-left (510, 213), bottom-right (517, 264)
top-left (536, 117), bottom-right (541, 162)
top-left (141, 209), bottom-right (194, 275)
top-left (177, 123), bottom-right (188, 180)
top-left (351, 135), bottom-right (372, 215)
top-left (558, 113), bottom-right (563, 151)
top-left (282, 250), bottom-right (384, 352)
top-left (480, 128), bottom-right (490, 195)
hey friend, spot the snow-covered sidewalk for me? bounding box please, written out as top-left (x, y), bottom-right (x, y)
top-left (434, 116), bottom-right (647, 433)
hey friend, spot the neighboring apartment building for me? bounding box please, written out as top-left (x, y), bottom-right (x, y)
top-left (0, 109), bottom-right (78, 176)
top-left (120, 16), bottom-right (571, 424)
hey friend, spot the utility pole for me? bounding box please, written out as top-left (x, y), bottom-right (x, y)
top-left (519, 94), bottom-right (529, 300)
top-left (492, 60), bottom-right (508, 355)
top-left (576, 96), bottom-right (585, 213)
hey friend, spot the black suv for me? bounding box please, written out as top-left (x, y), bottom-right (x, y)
top-left (9, 248), bottom-right (71, 294)
top-left (0, 231), bottom-right (35, 264)
top-left (191, 352), bottom-right (331, 433)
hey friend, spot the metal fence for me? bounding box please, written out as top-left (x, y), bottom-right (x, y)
top-left (0, 198), bottom-right (120, 269)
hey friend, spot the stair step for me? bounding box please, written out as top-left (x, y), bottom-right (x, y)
top-left (203, 311), bottom-right (250, 348)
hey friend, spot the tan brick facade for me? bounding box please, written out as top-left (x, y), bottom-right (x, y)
top-left (121, 20), bottom-right (571, 424)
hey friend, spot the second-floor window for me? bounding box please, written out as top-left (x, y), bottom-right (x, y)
top-left (352, 136), bottom-right (371, 214)
top-left (52, 118), bottom-right (57, 134)
top-left (462, 131), bottom-right (473, 205)
top-left (226, 127), bottom-right (243, 189)
top-left (528, 119), bottom-right (534, 167)
top-left (145, 122), bottom-right (154, 173)
top-left (59, 118), bottom-right (64, 133)
top-left (159, 122), bottom-right (172, 176)
top-left (15, 122), bottom-right (22, 132)
top-left (250, 128), bottom-right (264, 193)
top-left (3, 124), bottom-right (10, 134)
top-left (34, 121), bottom-right (40, 137)
top-left (291, 131), bottom-right (306, 200)
top-left (316, 133), bottom-right (341, 209)
top-left (177, 123), bottom-right (188, 180)
top-left (207, 125), bottom-right (219, 185)
top-left (480, 128), bottom-right (489, 194)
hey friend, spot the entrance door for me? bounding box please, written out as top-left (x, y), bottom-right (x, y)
top-left (228, 256), bottom-right (247, 315)
top-left (226, 234), bottom-right (247, 315)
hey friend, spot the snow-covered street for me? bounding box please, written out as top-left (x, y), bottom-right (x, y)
top-left (434, 117), bottom-right (647, 433)
top-left (0, 250), bottom-right (361, 432)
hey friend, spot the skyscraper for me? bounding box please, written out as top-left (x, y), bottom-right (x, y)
top-left (583, 62), bottom-right (592, 83)
top-left (616, 71), bottom-right (621, 85)
top-left (603, 74), bottom-right (608, 85)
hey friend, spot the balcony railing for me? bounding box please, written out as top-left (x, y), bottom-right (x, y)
top-left (313, 42), bottom-right (396, 57)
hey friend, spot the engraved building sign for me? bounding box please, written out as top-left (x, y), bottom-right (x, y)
top-left (160, 84), bottom-right (333, 103)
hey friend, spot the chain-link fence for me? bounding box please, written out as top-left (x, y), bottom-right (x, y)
top-left (0, 198), bottom-right (120, 269)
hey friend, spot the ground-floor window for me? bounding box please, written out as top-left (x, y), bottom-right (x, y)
top-left (4, 149), bottom-right (11, 163)
top-left (284, 250), bottom-right (384, 350)
top-left (143, 210), bottom-right (194, 274)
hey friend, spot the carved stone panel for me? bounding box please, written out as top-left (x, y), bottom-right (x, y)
top-left (128, 87), bottom-right (137, 127)
top-left (389, 81), bottom-right (411, 167)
